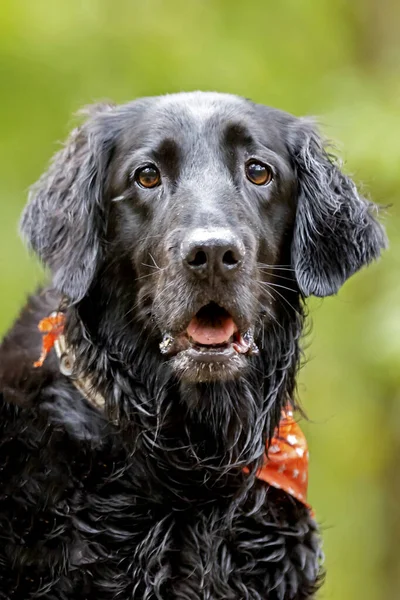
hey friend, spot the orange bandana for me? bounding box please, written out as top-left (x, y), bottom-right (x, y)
top-left (255, 408), bottom-right (309, 508)
top-left (34, 314), bottom-right (310, 509)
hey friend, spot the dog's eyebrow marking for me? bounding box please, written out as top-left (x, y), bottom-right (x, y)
top-left (223, 122), bottom-right (255, 148)
top-left (220, 123), bottom-right (255, 172)
top-left (153, 138), bottom-right (179, 161)
top-left (153, 138), bottom-right (180, 180)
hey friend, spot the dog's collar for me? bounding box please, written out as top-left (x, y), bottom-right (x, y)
top-left (34, 312), bottom-right (106, 412)
top-left (34, 312), bottom-right (310, 509)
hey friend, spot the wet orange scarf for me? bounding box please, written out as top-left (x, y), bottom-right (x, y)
top-left (35, 314), bottom-right (310, 509)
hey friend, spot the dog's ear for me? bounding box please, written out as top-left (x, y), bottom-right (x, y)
top-left (20, 103), bottom-right (115, 303)
top-left (288, 119), bottom-right (387, 297)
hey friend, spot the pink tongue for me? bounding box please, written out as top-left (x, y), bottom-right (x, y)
top-left (187, 315), bottom-right (236, 345)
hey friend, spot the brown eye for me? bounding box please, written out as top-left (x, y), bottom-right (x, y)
top-left (135, 165), bottom-right (161, 189)
top-left (245, 161), bottom-right (273, 186)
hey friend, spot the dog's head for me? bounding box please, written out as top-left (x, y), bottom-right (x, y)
top-left (21, 92), bottom-right (387, 384)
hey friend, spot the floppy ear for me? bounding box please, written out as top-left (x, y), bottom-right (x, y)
top-left (289, 120), bottom-right (387, 297)
top-left (20, 103), bottom-right (115, 303)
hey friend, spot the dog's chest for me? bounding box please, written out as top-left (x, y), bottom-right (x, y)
top-left (2, 433), bottom-right (320, 600)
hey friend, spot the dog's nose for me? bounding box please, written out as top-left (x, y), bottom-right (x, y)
top-left (181, 228), bottom-right (245, 278)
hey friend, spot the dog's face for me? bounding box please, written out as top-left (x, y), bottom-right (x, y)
top-left (21, 92), bottom-right (387, 384)
top-left (108, 95), bottom-right (298, 382)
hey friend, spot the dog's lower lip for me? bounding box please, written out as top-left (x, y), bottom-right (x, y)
top-left (186, 345), bottom-right (235, 362)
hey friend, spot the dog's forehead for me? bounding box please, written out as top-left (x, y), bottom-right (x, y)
top-left (152, 92), bottom-right (291, 139)
top-left (114, 92), bottom-right (293, 154)
top-left (154, 91), bottom-right (247, 122)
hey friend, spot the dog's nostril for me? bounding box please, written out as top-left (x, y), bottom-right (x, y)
top-left (188, 250), bottom-right (208, 268)
top-left (222, 250), bottom-right (239, 267)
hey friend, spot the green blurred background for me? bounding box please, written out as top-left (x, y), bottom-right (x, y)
top-left (0, 1), bottom-right (399, 597)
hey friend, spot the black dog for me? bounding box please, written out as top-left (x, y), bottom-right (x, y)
top-left (0, 92), bottom-right (386, 599)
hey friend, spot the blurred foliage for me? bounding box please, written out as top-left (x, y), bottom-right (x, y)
top-left (0, 1), bottom-right (399, 598)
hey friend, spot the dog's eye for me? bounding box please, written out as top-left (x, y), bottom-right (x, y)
top-left (245, 161), bottom-right (273, 186)
top-left (135, 165), bottom-right (161, 189)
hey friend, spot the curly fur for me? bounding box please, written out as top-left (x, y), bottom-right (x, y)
top-left (0, 92), bottom-right (386, 599)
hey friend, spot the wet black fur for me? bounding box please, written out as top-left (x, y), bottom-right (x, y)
top-left (0, 92), bottom-right (386, 599)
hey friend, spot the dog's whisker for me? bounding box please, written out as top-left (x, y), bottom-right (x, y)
top-left (134, 271), bottom-right (160, 282)
top-left (148, 252), bottom-right (161, 270)
top-left (257, 281), bottom-right (298, 294)
top-left (140, 263), bottom-right (167, 271)
top-left (257, 270), bottom-right (297, 283)
top-left (256, 281), bottom-right (302, 319)
top-left (257, 262), bottom-right (296, 272)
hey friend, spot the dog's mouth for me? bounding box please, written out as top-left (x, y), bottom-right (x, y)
top-left (159, 302), bottom-right (259, 363)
